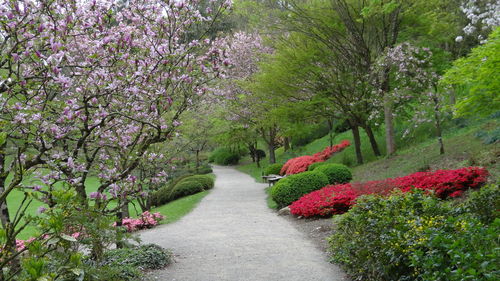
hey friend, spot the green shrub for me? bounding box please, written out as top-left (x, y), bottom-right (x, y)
top-left (314, 163), bottom-right (352, 184)
top-left (209, 148), bottom-right (240, 165)
top-left (81, 244), bottom-right (172, 281)
top-left (264, 163), bottom-right (283, 175)
top-left (84, 264), bottom-right (142, 281)
top-left (195, 164), bottom-right (213, 174)
top-left (102, 244), bottom-right (172, 271)
top-left (169, 180), bottom-right (205, 201)
top-left (215, 151), bottom-right (240, 165)
top-left (180, 175), bottom-right (214, 190)
top-left (271, 171), bottom-right (329, 208)
top-left (329, 190), bottom-right (499, 281)
top-left (307, 162), bottom-right (327, 171)
top-left (150, 174), bottom-right (194, 207)
top-left (465, 184), bottom-right (500, 224)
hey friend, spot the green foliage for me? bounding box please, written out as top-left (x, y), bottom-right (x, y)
top-left (264, 163), bottom-right (283, 175)
top-left (441, 27), bottom-right (500, 118)
top-left (307, 162), bottom-right (327, 171)
top-left (465, 184), bottom-right (500, 224)
top-left (150, 174), bottom-right (194, 207)
top-left (209, 148), bottom-right (240, 165)
top-left (102, 244), bottom-right (172, 271)
top-left (271, 171), bottom-right (328, 208)
top-left (169, 180), bottom-right (205, 201)
top-left (180, 175), bottom-right (215, 190)
top-left (329, 190), bottom-right (499, 281)
top-left (314, 163), bottom-right (352, 184)
top-left (150, 174), bottom-right (213, 207)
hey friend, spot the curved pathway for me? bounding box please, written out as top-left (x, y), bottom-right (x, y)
top-left (141, 165), bottom-right (348, 281)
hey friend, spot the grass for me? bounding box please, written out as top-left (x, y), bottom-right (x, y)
top-left (151, 190), bottom-right (210, 224)
top-left (6, 173), bottom-right (215, 240)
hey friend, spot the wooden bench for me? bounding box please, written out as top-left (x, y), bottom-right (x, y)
top-left (262, 174), bottom-right (285, 187)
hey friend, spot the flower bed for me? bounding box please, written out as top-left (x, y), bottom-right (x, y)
top-left (290, 167), bottom-right (489, 217)
top-left (114, 211), bottom-right (165, 232)
top-left (280, 140), bottom-right (351, 175)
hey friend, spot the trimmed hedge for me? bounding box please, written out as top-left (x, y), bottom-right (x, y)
top-left (264, 163), bottom-right (283, 176)
top-left (150, 174), bottom-right (194, 207)
top-left (151, 174), bottom-right (214, 206)
top-left (314, 163), bottom-right (352, 184)
top-left (271, 171), bottom-right (329, 208)
top-left (169, 180), bottom-right (205, 200)
top-left (180, 175), bottom-right (214, 190)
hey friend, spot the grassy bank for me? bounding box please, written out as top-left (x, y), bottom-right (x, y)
top-left (238, 120), bottom-right (499, 201)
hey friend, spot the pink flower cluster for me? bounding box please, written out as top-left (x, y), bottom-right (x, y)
top-left (280, 140), bottom-right (351, 175)
top-left (290, 167), bottom-right (489, 217)
top-left (116, 211), bottom-right (165, 232)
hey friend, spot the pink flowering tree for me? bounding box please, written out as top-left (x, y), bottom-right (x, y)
top-left (0, 0), bottom-right (231, 277)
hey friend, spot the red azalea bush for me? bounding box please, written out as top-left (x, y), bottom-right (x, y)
top-left (290, 167), bottom-right (489, 217)
top-left (280, 140), bottom-right (351, 175)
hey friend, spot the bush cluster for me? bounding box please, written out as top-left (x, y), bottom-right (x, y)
top-left (271, 171), bottom-right (328, 208)
top-left (209, 148), bottom-right (240, 165)
top-left (151, 174), bottom-right (214, 207)
top-left (329, 187), bottom-right (499, 281)
top-left (290, 167), bottom-right (489, 217)
top-left (263, 163), bottom-right (283, 175)
top-left (314, 163), bottom-right (352, 184)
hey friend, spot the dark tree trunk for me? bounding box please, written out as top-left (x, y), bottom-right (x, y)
top-left (350, 123), bottom-right (363, 165)
top-left (384, 97), bottom-right (396, 156)
top-left (363, 125), bottom-right (381, 157)
top-left (268, 143), bottom-right (276, 164)
top-left (195, 149), bottom-right (200, 171)
top-left (284, 137), bottom-right (290, 152)
top-left (261, 127), bottom-right (277, 164)
top-left (328, 119), bottom-right (334, 147)
top-left (432, 96), bottom-right (445, 155)
top-left (248, 143), bottom-right (256, 163)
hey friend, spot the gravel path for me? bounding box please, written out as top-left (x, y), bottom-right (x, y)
top-left (140, 165), bottom-right (348, 281)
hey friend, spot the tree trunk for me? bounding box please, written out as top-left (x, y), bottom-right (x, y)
top-left (261, 127), bottom-right (277, 164)
top-left (195, 149), bottom-right (200, 172)
top-left (328, 119), bottom-right (334, 147)
top-left (248, 143), bottom-right (256, 163)
top-left (363, 125), bottom-right (381, 157)
top-left (433, 96), bottom-right (445, 155)
top-left (384, 95), bottom-right (396, 156)
top-left (268, 143), bottom-right (276, 164)
top-left (351, 124), bottom-right (363, 165)
top-left (284, 137), bottom-right (290, 152)
top-left (115, 199), bottom-right (127, 249)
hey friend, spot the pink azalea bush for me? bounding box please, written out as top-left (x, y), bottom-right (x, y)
top-left (115, 211), bottom-right (165, 232)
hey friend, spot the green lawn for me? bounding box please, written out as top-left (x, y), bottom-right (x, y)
top-left (6, 173), bottom-right (214, 239)
top-left (151, 191), bottom-right (210, 224)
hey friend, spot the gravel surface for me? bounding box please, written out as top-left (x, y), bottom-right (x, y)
top-left (140, 165), bottom-right (348, 281)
